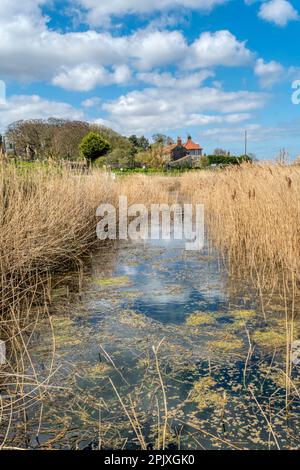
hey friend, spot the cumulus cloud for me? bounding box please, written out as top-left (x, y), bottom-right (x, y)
top-left (254, 59), bottom-right (300, 88)
top-left (254, 58), bottom-right (285, 88)
top-left (0, 1), bottom-right (259, 95)
top-left (0, 94), bottom-right (84, 132)
top-left (102, 86), bottom-right (268, 134)
top-left (52, 64), bottom-right (131, 91)
top-left (0, 6), bottom-right (256, 92)
top-left (75, 0), bottom-right (228, 25)
top-left (137, 70), bottom-right (214, 88)
top-left (184, 31), bottom-right (254, 69)
top-left (53, 66), bottom-right (112, 92)
top-left (258, 0), bottom-right (299, 26)
top-left (0, 0), bottom-right (47, 22)
top-left (81, 97), bottom-right (101, 108)
top-left (0, 15), bottom-right (189, 84)
top-left (130, 30), bottom-right (188, 70)
top-left (0, 2), bottom-right (190, 82)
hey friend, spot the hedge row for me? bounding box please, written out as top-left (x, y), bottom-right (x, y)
top-left (206, 155), bottom-right (252, 165)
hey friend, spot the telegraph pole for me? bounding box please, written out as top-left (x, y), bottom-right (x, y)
top-left (244, 130), bottom-right (248, 156)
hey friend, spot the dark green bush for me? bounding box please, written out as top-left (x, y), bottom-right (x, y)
top-left (80, 132), bottom-right (111, 162)
top-left (207, 155), bottom-right (252, 166)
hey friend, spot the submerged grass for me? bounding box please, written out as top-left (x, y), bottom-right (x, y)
top-left (253, 330), bottom-right (286, 349)
top-left (230, 309), bottom-right (256, 319)
top-left (186, 312), bottom-right (216, 326)
top-left (94, 276), bottom-right (131, 287)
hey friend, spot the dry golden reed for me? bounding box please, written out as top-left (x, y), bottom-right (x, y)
top-left (0, 165), bottom-right (175, 313)
top-left (1, 162), bottom-right (300, 449)
top-left (180, 163), bottom-right (300, 286)
top-left (0, 165), bottom-right (176, 447)
top-left (2, 162), bottom-right (300, 313)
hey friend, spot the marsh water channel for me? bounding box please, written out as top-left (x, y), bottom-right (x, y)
top-left (3, 235), bottom-right (300, 450)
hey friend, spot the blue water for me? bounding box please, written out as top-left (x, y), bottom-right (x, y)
top-left (7, 235), bottom-right (300, 450)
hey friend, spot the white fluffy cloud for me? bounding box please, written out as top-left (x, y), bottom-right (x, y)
top-left (81, 97), bottom-right (101, 108)
top-left (52, 64), bottom-right (131, 91)
top-left (102, 86), bottom-right (268, 134)
top-left (254, 58), bottom-right (285, 87)
top-left (129, 30), bottom-right (188, 70)
top-left (258, 0), bottom-right (299, 26)
top-left (185, 31), bottom-right (254, 69)
top-left (0, 9), bottom-right (255, 91)
top-left (0, 0), bottom-right (283, 140)
top-left (0, 0), bottom-right (47, 21)
top-left (0, 95), bottom-right (84, 132)
top-left (0, 1), bottom-right (258, 94)
top-left (0, 19), bottom-right (185, 82)
top-left (76, 0), bottom-right (228, 25)
top-left (0, 2), bottom-right (190, 82)
top-left (137, 70), bottom-right (214, 88)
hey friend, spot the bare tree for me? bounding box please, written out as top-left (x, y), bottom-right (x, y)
top-left (5, 119), bottom-right (138, 164)
top-left (276, 148), bottom-right (290, 165)
top-left (213, 148), bottom-right (229, 156)
top-left (6, 119), bottom-right (90, 161)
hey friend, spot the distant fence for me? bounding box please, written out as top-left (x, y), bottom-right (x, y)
top-left (61, 160), bottom-right (89, 172)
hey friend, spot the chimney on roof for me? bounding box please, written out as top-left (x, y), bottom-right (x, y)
top-left (177, 137), bottom-right (182, 146)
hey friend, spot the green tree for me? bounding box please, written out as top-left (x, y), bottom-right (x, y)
top-left (129, 135), bottom-right (150, 153)
top-left (135, 146), bottom-right (165, 169)
top-left (137, 136), bottom-right (150, 150)
top-left (128, 135), bottom-right (139, 148)
top-left (79, 132), bottom-right (111, 162)
top-left (107, 147), bottom-right (136, 168)
top-left (199, 155), bottom-right (209, 168)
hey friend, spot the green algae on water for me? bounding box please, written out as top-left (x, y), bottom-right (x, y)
top-left (230, 309), bottom-right (256, 319)
top-left (186, 311), bottom-right (216, 326)
top-left (253, 330), bottom-right (286, 349)
top-left (209, 332), bottom-right (244, 353)
top-left (189, 376), bottom-right (225, 411)
top-left (94, 275), bottom-right (131, 287)
top-left (122, 290), bottom-right (141, 299)
top-left (51, 316), bottom-right (82, 348)
top-left (84, 362), bottom-right (112, 379)
top-left (226, 319), bottom-right (246, 332)
top-left (119, 310), bottom-right (150, 329)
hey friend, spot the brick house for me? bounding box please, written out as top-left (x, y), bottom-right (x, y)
top-left (184, 135), bottom-right (203, 158)
top-left (162, 135), bottom-right (203, 163)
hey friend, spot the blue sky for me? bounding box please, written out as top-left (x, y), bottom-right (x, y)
top-left (0, 0), bottom-right (299, 159)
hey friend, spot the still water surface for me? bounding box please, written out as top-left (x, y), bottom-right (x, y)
top-left (10, 236), bottom-right (300, 449)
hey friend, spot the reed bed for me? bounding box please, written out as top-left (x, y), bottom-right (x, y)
top-left (1, 162), bottom-right (300, 449)
top-left (0, 165), bottom-right (174, 313)
top-left (181, 164), bottom-right (300, 410)
top-left (180, 164), bottom-right (300, 292)
top-left (4, 161), bottom-right (299, 311)
top-left (0, 165), bottom-right (175, 447)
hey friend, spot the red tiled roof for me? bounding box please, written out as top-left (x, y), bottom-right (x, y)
top-left (162, 136), bottom-right (203, 154)
top-left (184, 136), bottom-right (202, 150)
